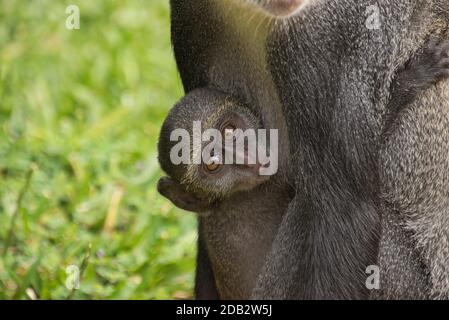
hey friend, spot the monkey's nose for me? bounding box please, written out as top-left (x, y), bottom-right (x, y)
top-left (266, 0), bottom-right (305, 16)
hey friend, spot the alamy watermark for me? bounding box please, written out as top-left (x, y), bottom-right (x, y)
top-left (169, 121), bottom-right (279, 176)
top-left (65, 5), bottom-right (80, 30)
top-left (365, 5), bottom-right (382, 30)
top-left (65, 265), bottom-right (80, 290)
top-left (366, 265), bottom-right (380, 290)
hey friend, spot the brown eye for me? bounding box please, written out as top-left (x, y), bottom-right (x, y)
top-left (204, 155), bottom-right (221, 173)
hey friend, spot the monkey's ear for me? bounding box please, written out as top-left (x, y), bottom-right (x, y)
top-left (157, 177), bottom-right (211, 213)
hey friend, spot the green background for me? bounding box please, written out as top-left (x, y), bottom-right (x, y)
top-left (0, 0), bottom-right (197, 299)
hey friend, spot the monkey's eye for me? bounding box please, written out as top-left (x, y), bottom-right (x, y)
top-left (206, 162), bottom-right (220, 172)
top-left (204, 155), bottom-right (222, 173)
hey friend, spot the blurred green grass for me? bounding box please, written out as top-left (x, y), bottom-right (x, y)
top-left (0, 0), bottom-right (197, 299)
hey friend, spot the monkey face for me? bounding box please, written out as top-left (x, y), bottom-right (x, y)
top-left (158, 88), bottom-right (275, 213)
top-left (184, 108), bottom-right (272, 202)
top-left (158, 111), bottom-right (271, 214)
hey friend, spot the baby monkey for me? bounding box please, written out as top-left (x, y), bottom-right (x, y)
top-left (158, 88), bottom-right (289, 299)
top-left (158, 88), bottom-right (276, 212)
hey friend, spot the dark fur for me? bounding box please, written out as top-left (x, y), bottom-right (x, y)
top-left (169, 0), bottom-right (449, 299)
top-left (195, 220), bottom-right (220, 300)
top-left (202, 182), bottom-right (291, 299)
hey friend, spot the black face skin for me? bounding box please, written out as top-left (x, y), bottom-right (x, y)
top-left (169, 0), bottom-right (449, 300)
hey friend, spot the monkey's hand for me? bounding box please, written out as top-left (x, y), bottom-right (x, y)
top-left (157, 177), bottom-right (212, 214)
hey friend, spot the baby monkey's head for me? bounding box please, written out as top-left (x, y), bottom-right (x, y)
top-left (158, 88), bottom-right (274, 213)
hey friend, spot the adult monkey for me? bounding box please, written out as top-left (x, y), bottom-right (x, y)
top-left (169, 0), bottom-right (449, 299)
